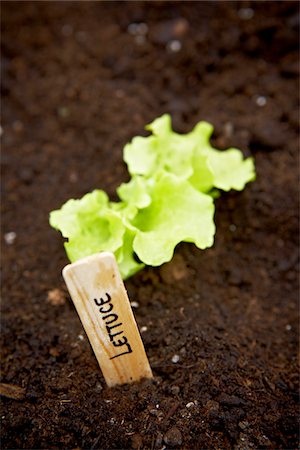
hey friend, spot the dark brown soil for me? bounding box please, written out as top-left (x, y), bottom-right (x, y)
top-left (1, 2), bottom-right (299, 449)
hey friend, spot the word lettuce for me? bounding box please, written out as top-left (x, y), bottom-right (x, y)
top-left (50, 114), bottom-right (255, 279)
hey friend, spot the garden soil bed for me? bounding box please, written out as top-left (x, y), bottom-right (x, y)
top-left (1, 2), bottom-right (299, 449)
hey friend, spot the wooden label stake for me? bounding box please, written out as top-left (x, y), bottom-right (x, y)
top-left (63, 252), bottom-right (153, 387)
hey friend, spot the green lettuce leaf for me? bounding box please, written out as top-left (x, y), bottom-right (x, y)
top-left (132, 172), bottom-right (215, 266)
top-left (187, 120), bottom-right (256, 192)
top-left (124, 114), bottom-right (195, 179)
top-left (124, 114), bottom-right (255, 193)
top-left (49, 190), bottom-right (143, 279)
top-left (50, 114), bottom-right (255, 279)
top-left (117, 176), bottom-right (151, 209)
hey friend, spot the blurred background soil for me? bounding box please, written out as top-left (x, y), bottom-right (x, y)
top-left (1, 1), bottom-right (299, 449)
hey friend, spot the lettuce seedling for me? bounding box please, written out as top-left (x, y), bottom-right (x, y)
top-left (50, 114), bottom-right (255, 279)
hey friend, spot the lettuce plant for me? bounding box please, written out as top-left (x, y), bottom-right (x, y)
top-left (50, 114), bottom-right (255, 279)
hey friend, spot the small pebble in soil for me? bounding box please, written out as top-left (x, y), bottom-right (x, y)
top-left (170, 385), bottom-right (180, 395)
top-left (150, 18), bottom-right (188, 44)
top-left (0, 382), bottom-right (26, 400)
top-left (95, 382), bottom-right (103, 393)
top-left (140, 326), bottom-right (148, 333)
top-left (239, 420), bottom-right (250, 430)
top-left (57, 106), bottom-right (70, 118)
top-left (135, 35), bottom-right (146, 45)
top-left (78, 334), bottom-right (84, 341)
top-left (163, 426), bottom-right (182, 447)
top-left (137, 23), bottom-right (148, 35)
top-left (229, 224), bottom-right (237, 232)
top-left (223, 121), bottom-right (234, 138)
top-left (131, 433), bottom-right (143, 449)
top-left (179, 347), bottom-right (186, 356)
top-left (167, 40), bottom-right (182, 53)
top-left (127, 23), bottom-right (148, 36)
top-left (238, 8), bottom-right (254, 20)
top-left (255, 95), bottom-right (267, 107)
top-left (130, 301), bottom-right (139, 308)
top-left (160, 254), bottom-right (188, 283)
top-left (173, 18), bottom-right (189, 37)
top-left (4, 231), bottom-right (16, 245)
top-left (155, 432), bottom-right (163, 448)
top-left (219, 392), bottom-right (246, 407)
top-left (171, 354), bottom-right (180, 364)
top-left (47, 288), bottom-right (66, 306)
top-left (115, 89), bottom-right (125, 99)
top-left (206, 399), bottom-right (220, 415)
top-left (186, 401), bottom-right (195, 408)
top-left (127, 23), bottom-right (138, 35)
top-left (285, 324), bottom-right (292, 331)
top-left (69, 171), bottom-right (78, 183)
top-left (49, 347), bottom-right (60, 357)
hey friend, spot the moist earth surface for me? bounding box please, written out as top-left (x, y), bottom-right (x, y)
top-left (1, 2), bottom-right (299, 449)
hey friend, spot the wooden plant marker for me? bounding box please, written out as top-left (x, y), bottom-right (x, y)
top-left (63, 252), bottom-right (153, 387)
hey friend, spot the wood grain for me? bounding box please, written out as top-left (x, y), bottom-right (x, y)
top-left (63, 252), bottom-right (153, 387)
